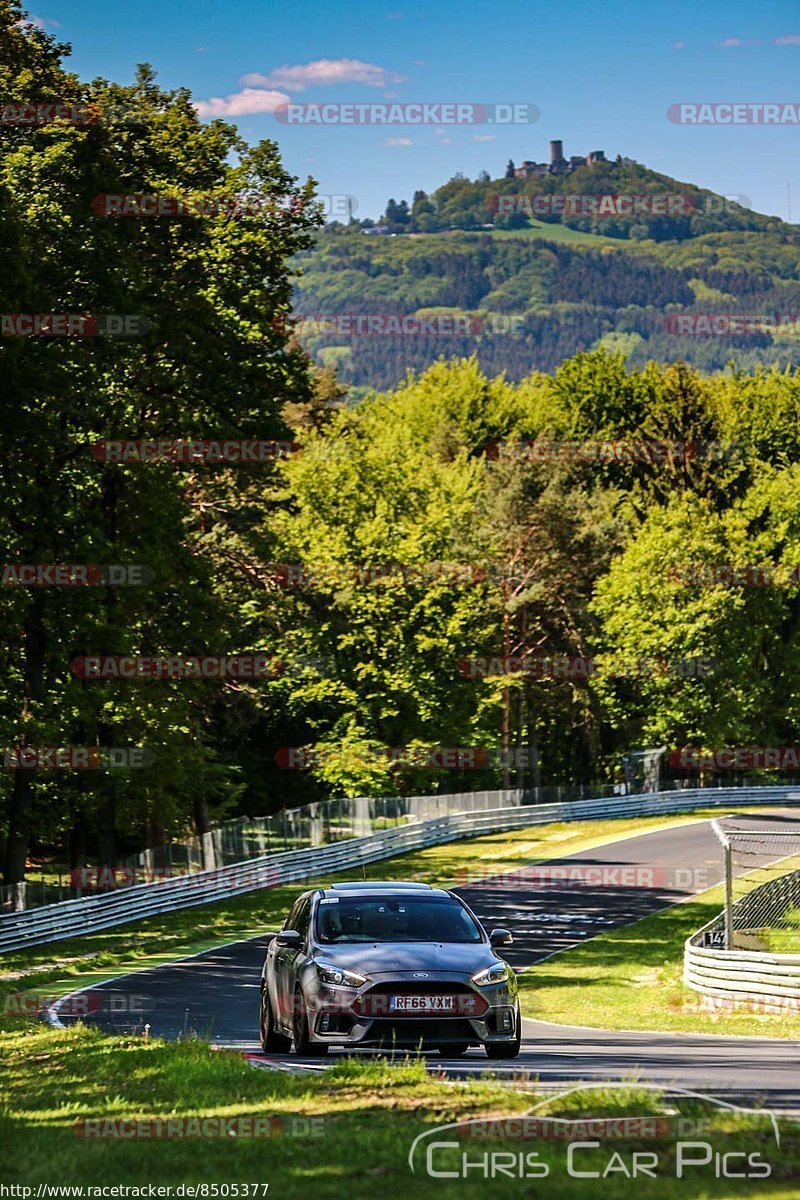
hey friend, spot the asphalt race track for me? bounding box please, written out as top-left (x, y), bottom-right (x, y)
top-left (53, 810), bottom-right (800, 1107)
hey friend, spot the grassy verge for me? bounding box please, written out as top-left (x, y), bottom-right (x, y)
top-left (2, 1021), bottom-right (798, 1195)
top-left (518, 878), bottom-right (800, 1038)
top-left (1, 811), bottom-right (724, 1004)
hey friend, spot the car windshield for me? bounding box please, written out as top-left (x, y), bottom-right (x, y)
top-left (315, 895), bottom-right (483, 943)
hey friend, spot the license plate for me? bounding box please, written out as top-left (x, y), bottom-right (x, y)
top-left (389, 994), bottom-right (457, 1014)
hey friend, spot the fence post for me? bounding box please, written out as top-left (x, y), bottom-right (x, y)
top-left (724, 841), bottom-right (734, 949)
top-left (201, 831), bottom-right (217, 872)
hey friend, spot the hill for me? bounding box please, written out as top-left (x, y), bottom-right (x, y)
top-left (291, 158), bottom-right (800, 391)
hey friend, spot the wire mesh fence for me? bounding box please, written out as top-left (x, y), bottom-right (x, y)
top-left (713, 822), bottom-right (800, 951)
top-left (4, 776), bottom-right (799, 913)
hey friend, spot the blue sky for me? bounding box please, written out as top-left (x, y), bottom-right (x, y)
top-left (30, 0), bottom-right (800, 220)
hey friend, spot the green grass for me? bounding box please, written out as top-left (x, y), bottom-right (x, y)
top-left (484, 221), bottom-right (619, 246)
top-left (2, 1021), bottom-right (798, 1195)
top-left (763, 903), bottom-right (800, 953)
top-left (4, 808), bottom-right (800, 1192)
top-left (517, 878), bottom-right (800, 1038)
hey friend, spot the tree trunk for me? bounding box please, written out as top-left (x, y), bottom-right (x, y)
top-left (526, 685), bottom-right (541, 794)
top-left (500, 587), bottom-right (511, 789)
top-left (3, 591), bottom-right (46, 885)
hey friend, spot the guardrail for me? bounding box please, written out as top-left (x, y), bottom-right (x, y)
top-left (684, 857), bottom-right (800, 1006)
top-left (3, 782), bottom-right (800, 955)
top-left (685, 918), bottom-right (800, 1005)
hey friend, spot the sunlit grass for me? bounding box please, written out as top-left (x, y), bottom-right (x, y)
top-left (519, 876), bottom-right (800, 1038)
top-left (2, 1022), bottom-right (798, 1196)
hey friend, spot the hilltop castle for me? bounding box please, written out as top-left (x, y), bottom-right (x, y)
top-left (511, 140), bottom-right (608, 179)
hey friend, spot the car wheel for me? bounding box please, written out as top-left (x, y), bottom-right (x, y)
top-left (259, 985), bottom-right (291, 1053)
top-left (484, 1005), bottom-right (522, 1060)
top-left (292, 989), bottom-right (329, 1058)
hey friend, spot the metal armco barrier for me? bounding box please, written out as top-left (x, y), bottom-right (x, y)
top-left (2, 783), bottom-right (799, 954)
top-left (685, 871), bottom-right (800, 1006)
top-left (684, 934), bottom-right (800, 1005)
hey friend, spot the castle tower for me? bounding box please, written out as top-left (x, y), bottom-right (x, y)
top-left (549, 139), bottom-right (564, 164)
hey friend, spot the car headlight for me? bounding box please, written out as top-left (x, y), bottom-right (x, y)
top-left (315, 963), bottom-right (367, 987)
top-left (471, 962), bottom-right (510, 986)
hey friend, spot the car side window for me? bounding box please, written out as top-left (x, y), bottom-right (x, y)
top-left (285, 895), bottom-right (311, 942)
top-left (284, 895), bottom-right (305, 932)
top-left (294, 897), bottom-right (311, 941)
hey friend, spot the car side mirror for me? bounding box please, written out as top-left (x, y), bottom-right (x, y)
top-left (489, 927), bottom-right (513, 947)
top-left (275, 929), bottom-right (303, 948)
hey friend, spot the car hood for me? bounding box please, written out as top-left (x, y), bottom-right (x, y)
top-left (310, 941), bottom-right (498, 976)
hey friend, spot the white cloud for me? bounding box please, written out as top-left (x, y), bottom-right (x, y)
top-left (473, 134), bottom-right (495, 142)
top-left (193, 88), bottom-right (290, 117)
top-left (775, 34), bottom-right (800, 44)
top-left (20, 13), bottom-right (60, 28)
top-left (718, 37), bottom-right (744, 47)
top-left (242, 59), bottom-right (402, 92)
top-left (384, 136), bottom-right (413, 146)
top-left (673, 40), bottom-right (685, 49)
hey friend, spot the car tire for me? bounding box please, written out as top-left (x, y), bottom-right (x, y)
top-left (292, 989), bottom-right (329, 1058)
top-left (484, 1005), bottom-right (522, 1060)
top-left (259, 985), bottom-right (291, 1053)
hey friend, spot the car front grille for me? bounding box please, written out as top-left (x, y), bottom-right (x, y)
top-left (354, 981), bottom-right (489, 1018)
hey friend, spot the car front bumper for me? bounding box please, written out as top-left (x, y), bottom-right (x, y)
top-left (302, 971), bottom-right (518, 1047)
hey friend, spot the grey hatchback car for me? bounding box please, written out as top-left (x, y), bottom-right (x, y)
top-left (259, 881), bottom-right (521, 1058)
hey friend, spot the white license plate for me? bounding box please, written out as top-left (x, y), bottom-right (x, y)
top-left (389, 994), bottom-right (457, 1014)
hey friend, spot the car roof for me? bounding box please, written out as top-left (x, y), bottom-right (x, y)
top-left (319, 881), bottom-right (453, 899)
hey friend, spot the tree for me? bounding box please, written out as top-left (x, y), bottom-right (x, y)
top-left (0, 5), bottom-right (319, 886)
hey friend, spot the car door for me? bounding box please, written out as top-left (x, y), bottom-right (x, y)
top-left (274, 894), bottom-right (311, 1029)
